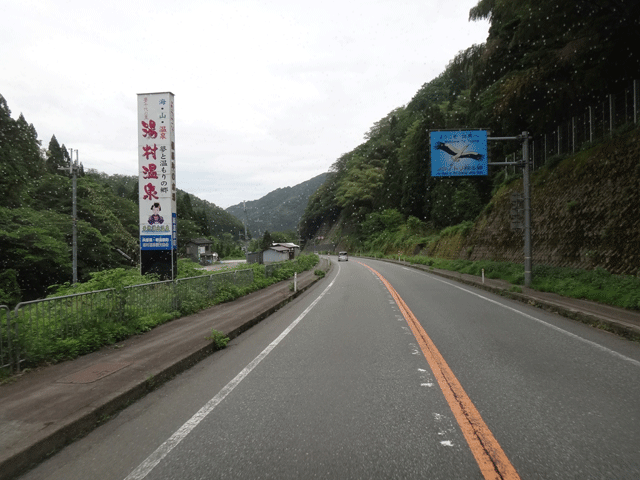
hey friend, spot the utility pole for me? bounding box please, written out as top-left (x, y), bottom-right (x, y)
top-left (59, 149), bottom-right (79, 284)
top-left (243, 200), bottom-right (248, 241)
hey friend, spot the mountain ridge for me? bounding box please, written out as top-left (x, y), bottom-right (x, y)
top-left (225, 173), bottom-right (327, 236)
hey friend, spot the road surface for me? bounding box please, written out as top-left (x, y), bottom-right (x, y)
top-left (21, 257), bottom-right (640, 479)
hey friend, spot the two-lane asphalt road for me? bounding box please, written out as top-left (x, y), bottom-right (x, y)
top-left (22, 257), bottom-right (640, 479)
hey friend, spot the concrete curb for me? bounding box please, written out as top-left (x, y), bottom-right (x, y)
top-left (0, 258), bottom-right (332, 480)
top-left (365, 257), bottom-right (640, 340)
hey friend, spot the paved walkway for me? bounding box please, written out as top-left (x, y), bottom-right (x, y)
top-left (2, 256), bottom-right (639, 479)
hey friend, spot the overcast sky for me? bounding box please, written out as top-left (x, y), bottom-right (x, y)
top-left (1, 0), bottom-right (489, 209)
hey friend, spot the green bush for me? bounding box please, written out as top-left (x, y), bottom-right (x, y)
top-left (207, 329), bottom-right (230, 350)
top-left (397, 255), bottom-right (640, 311)
top-left (13, 255), bottom-right (321, 370)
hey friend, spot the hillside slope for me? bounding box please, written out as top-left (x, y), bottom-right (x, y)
top-left (428, 129), bottom-right (640, 275)
top-left (226, 173), bottom-right (327, 235)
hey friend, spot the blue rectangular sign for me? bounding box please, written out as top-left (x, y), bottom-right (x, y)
top-left (140, 213), bottom-right (176, 251)
top-left (430, 130), bottom-right (488, 177)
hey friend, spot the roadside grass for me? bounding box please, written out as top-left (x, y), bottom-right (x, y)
top-left (9, 254), bottom-right (321, 370)
top-left (206, 329), bottom-right (230, 350)
top-left (381, 254), bottom-right (640, 311)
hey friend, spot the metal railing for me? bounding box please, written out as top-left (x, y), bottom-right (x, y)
top-left (0, 268), bottom-right (255, 374)
top-left (500, 79), bottom-right (639, 169)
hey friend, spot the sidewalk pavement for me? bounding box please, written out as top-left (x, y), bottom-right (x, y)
top-left (2, 256), bottom-right (639, 479)
top-left (0, 259), bottom-right (330, 480)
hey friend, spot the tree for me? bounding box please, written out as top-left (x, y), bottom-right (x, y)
top-left (0, 207), bottom-right (71, 300)
top-left (0, 269), bottom-right (21, 306)
top-left (177, 191), bottom-right (196, 222)
top-left (260, 230), bottom-right (273, 251)
top-left (430, 178), bottom-right (483, 227)
top-left (399, 106), bottom-right (446, 220)
top-left (46, 135), bottom-right (70, 174)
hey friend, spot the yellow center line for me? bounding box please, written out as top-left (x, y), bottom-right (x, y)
top-left (359, 262), bottom-right (521, 480)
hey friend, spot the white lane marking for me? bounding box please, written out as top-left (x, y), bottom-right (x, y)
top-left (124, 264), bottom-right (341, 480)
top-left (402, 266), bottom-right (640, 368)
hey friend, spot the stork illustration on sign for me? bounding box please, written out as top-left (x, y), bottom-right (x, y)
top-left (430, 130), bottom-right (488, 177)
top-left (434, 141), bottom-right (484, 162)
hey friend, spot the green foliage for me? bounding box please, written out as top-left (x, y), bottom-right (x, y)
top-left (10, 254), bottom-right (321, 369)
top-left (314, 269), bottom-right (326, 278)
top-left (430, 179), bottom-right (483, 227)
top-left (396, 254), bottom-right (640, 310)
top-left (176, 258), bottom-right (209, 278)
top-left (0, 269), bottom-right (21, 306)
top-left (359, 214), bottom-right (435, 255)
top-left (468, 0), bottom-right (640, 133)
top-left (360, 209), bottom-right (405, 238)
top-left (45, 135), bottom-right (71, 174)
top-left (49, 268), bottom-right (158, 296)
top-left (439, 221), bottom-right (474, 238)
top-left (531, 266), bottom-right (640, 311)
top-left (260, 230), bottom-right (273, 250)
top-left (207, 329), bottom-right (230, 350)
top-left (0, 206), bottom-right (72, 299)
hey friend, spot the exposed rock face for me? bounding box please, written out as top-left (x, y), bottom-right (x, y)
top-left (446, 129), bottom-right (640, 275)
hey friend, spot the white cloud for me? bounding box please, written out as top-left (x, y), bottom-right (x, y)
top-left (1, 0), bottom-right (488, 208)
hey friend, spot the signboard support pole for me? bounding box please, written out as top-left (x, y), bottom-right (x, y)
top-left (522, 132), bottom-right (532, 288)
top-left (431, 130), bottom-right (533, 287)
top-left (487, 133), bottom-right (533, 287)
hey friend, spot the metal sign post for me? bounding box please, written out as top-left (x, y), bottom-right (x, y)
top-left (487, 132), bottom-right (532, 287)
top-left (429, 130), bottom-right (533, 287)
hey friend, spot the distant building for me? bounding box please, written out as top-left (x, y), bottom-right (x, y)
top-left (186, 238), bottom-right (218, 265)
top-left (262, 245), bottom-right (291, 264)
top-left (272, 243), bottom-right (300, 259)
top-left (246, 242), bottom-right (300, 264)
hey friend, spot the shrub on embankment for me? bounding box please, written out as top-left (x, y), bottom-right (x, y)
top-left (384, 254), bottom-right (640, 311)
top-left (3, 255), bottom-right (319, 372)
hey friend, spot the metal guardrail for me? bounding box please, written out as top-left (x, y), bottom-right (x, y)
top-left (0, 269), bottom-right (255, 374)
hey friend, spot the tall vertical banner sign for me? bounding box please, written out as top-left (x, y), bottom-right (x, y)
top-left (430, 130), bottom-right (488, 177)
top-left (137, 92), bottom-right (177, 280)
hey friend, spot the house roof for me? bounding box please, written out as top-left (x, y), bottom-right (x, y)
top-left (268, 246), bottom-right (290, 253)
top-left (188, 238), bottom-right (212, 245)
top-left (272, 242), bottom-right (299, 248)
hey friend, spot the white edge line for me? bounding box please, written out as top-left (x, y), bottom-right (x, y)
top-left (124, 263), bottom-right (340, 480)
top-left (401, 265), bottom-right (640, 368)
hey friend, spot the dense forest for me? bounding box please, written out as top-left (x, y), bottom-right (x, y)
top-left (299, 0), bottom-right (640, 243)
top-left (0, 99), bottom-right (244, 304)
